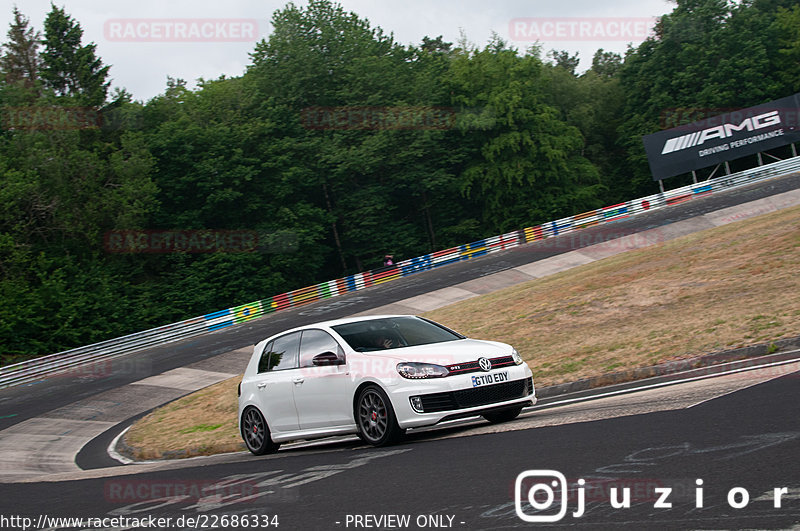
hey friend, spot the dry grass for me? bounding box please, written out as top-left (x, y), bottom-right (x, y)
top-left (124, 205), bottom-right (800, 459)
top-left (123, 375), bottom-right (244, 460)
top-left (427, 205), bottom-right (800, 386)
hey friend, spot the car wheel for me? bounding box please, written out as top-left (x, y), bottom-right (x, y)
top-left (356, 385), bottom-right (403, 447)
top-left (483, 406), bottom-right (523, 424)
top-left (241, 407), bottom-right (280, 455)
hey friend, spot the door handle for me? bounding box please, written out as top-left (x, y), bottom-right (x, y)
top-left (257, 383), bottom-right (267, 389)
top-left (293, 377), bottom-right (305, 384)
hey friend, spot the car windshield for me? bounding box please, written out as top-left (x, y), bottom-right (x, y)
top-left (331, 316), bottom-right (464, 352)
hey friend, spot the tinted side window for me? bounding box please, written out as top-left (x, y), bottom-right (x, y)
top-left (299, 329), bottom-right (342, 368)
top-left (260, 332), bottom-right (301, 372)
top-left (257, 341), bottom-right (273, 373)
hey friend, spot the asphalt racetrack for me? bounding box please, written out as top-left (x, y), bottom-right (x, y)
top-left (2, 360), bottom-right (799, 529)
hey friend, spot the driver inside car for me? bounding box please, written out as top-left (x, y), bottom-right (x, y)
top-left (370, 330), bottom-right (400, 349)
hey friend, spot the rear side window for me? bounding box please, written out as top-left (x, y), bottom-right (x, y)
top-left (257, 332), bottom-right (301, 372)
top-left (257, 341), bottom-right (274, 373)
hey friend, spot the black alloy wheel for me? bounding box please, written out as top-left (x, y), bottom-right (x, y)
top-left (356, 385), bottom-right (403, 446)
top-left (242, 407), bottom-right (281, 455)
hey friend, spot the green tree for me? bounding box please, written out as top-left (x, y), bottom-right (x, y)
top-left (540, 52), bottom-right (625, 204)
top-left (0, 7), bottom-right (40, 86)
top-left (448, 38), bottom-right (603, 230)
top-left (40, 4), bottom-right (110, 106)
top-left (590, 49), bottom-right (622, 79)
top-left (773, 4), bottom-right (800, 95)
top-left (247, 0), bottom-right (470, 271)
top-left (548, 49), bottom-right (580, 75)
top-left (0, 121), bottom-right (159, 361)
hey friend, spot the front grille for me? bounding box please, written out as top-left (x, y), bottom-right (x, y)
top-left (418, 377), bottom-right (532, 413)
top-left (446, 355), bottom-right (515, 375)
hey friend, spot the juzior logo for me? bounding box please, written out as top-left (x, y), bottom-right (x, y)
top-left (661, 110), bottom-right (781, 154)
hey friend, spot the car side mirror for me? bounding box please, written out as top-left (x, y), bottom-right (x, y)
top-left (312, 351), bottom-right (344, 366)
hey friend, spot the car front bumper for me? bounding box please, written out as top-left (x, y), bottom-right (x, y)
top-left (391, 365), bottom-right (536, 429)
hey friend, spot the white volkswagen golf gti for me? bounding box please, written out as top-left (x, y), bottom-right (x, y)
top-left (238, 315), bottom-right (535, 454)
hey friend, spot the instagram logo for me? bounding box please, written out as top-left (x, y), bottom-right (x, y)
top-left (515, 470), bottom-right (583, 522)
top-left (514, 471), bottom-right (789, 521)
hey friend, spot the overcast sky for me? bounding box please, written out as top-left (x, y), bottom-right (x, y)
top-left (1, 0), bottom-right (674, 102)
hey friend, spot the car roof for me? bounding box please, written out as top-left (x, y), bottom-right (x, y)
top-left (259, 314), bottom-right (418, 342)
top-left (299, 314), bottom-right (414, 330)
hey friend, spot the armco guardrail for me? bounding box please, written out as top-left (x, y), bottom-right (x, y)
top-left (2, 156), bottom-right (800, 388)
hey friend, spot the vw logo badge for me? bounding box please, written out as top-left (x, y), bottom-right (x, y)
top-left (478, 357), bottom-right (492, 372)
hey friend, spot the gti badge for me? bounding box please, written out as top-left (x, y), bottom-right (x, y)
top-left (478, 357), bottom-right (492, 372)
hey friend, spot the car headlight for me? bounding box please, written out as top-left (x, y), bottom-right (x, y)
top-left (511, 348), bottom-right (524, 365)
top-left (396, 362), bottom-right (450, 379)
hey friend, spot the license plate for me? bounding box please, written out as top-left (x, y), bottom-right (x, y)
top-left (471, 371), bottom-right (509, 387)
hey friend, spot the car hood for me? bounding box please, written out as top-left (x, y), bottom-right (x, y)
top-left (365, 338), bottom-right (511, 366)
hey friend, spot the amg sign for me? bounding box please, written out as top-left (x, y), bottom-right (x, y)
top-left (660, 110), bottom-right (781, 155)
top-left (642, 93), bottom-right (800, 181)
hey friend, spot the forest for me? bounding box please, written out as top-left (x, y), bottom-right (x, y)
top-left (1, 0), bottom-right (799, 364)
